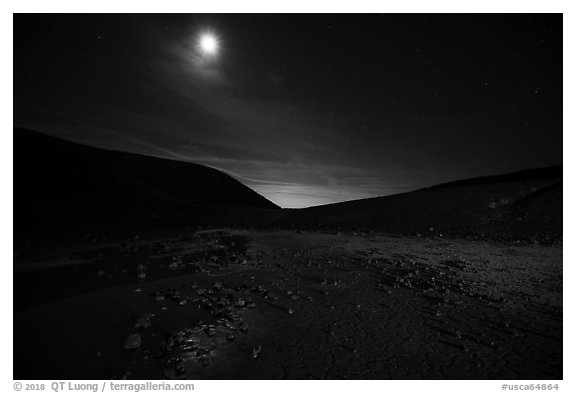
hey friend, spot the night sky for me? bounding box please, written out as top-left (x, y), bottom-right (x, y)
top-left (14, 14), bottom-right (562, 208)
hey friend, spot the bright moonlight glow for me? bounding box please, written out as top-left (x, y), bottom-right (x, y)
top-left (198, 33), bottom-right (219, 57)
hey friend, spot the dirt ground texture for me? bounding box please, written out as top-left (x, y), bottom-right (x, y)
top-left (14, 229), bottom-right (562, 379)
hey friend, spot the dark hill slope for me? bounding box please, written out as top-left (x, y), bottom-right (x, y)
top-left (426, 166), bottom-right (562, 189)
top-left (269, 166), bottom-right (562, 243)
top-left (15, 128), bottom-right (280, 238)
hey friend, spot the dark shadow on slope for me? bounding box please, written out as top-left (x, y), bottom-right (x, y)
top-left (14, 128), bottom-right (282, 261)
top-left (266, 166), bottom-right (562, 244)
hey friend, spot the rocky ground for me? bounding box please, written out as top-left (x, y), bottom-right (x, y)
top-left (13, 229), bottom-right (562, 379)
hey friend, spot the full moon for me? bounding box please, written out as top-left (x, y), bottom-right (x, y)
top-left (198, 32), bottom-right (219, 57)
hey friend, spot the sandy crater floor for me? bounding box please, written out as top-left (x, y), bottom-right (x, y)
top-left (14, 229), bottom-right (562, 379)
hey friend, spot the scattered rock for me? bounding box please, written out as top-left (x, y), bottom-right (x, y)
top-left (111, 371), bottom-right (131, 380)
top-left (124, 333), bottom-right (142, 350)
top-left (134, 312), bottom-right (154, 329)
top-left (239, 322), bottom-right (249, 334)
